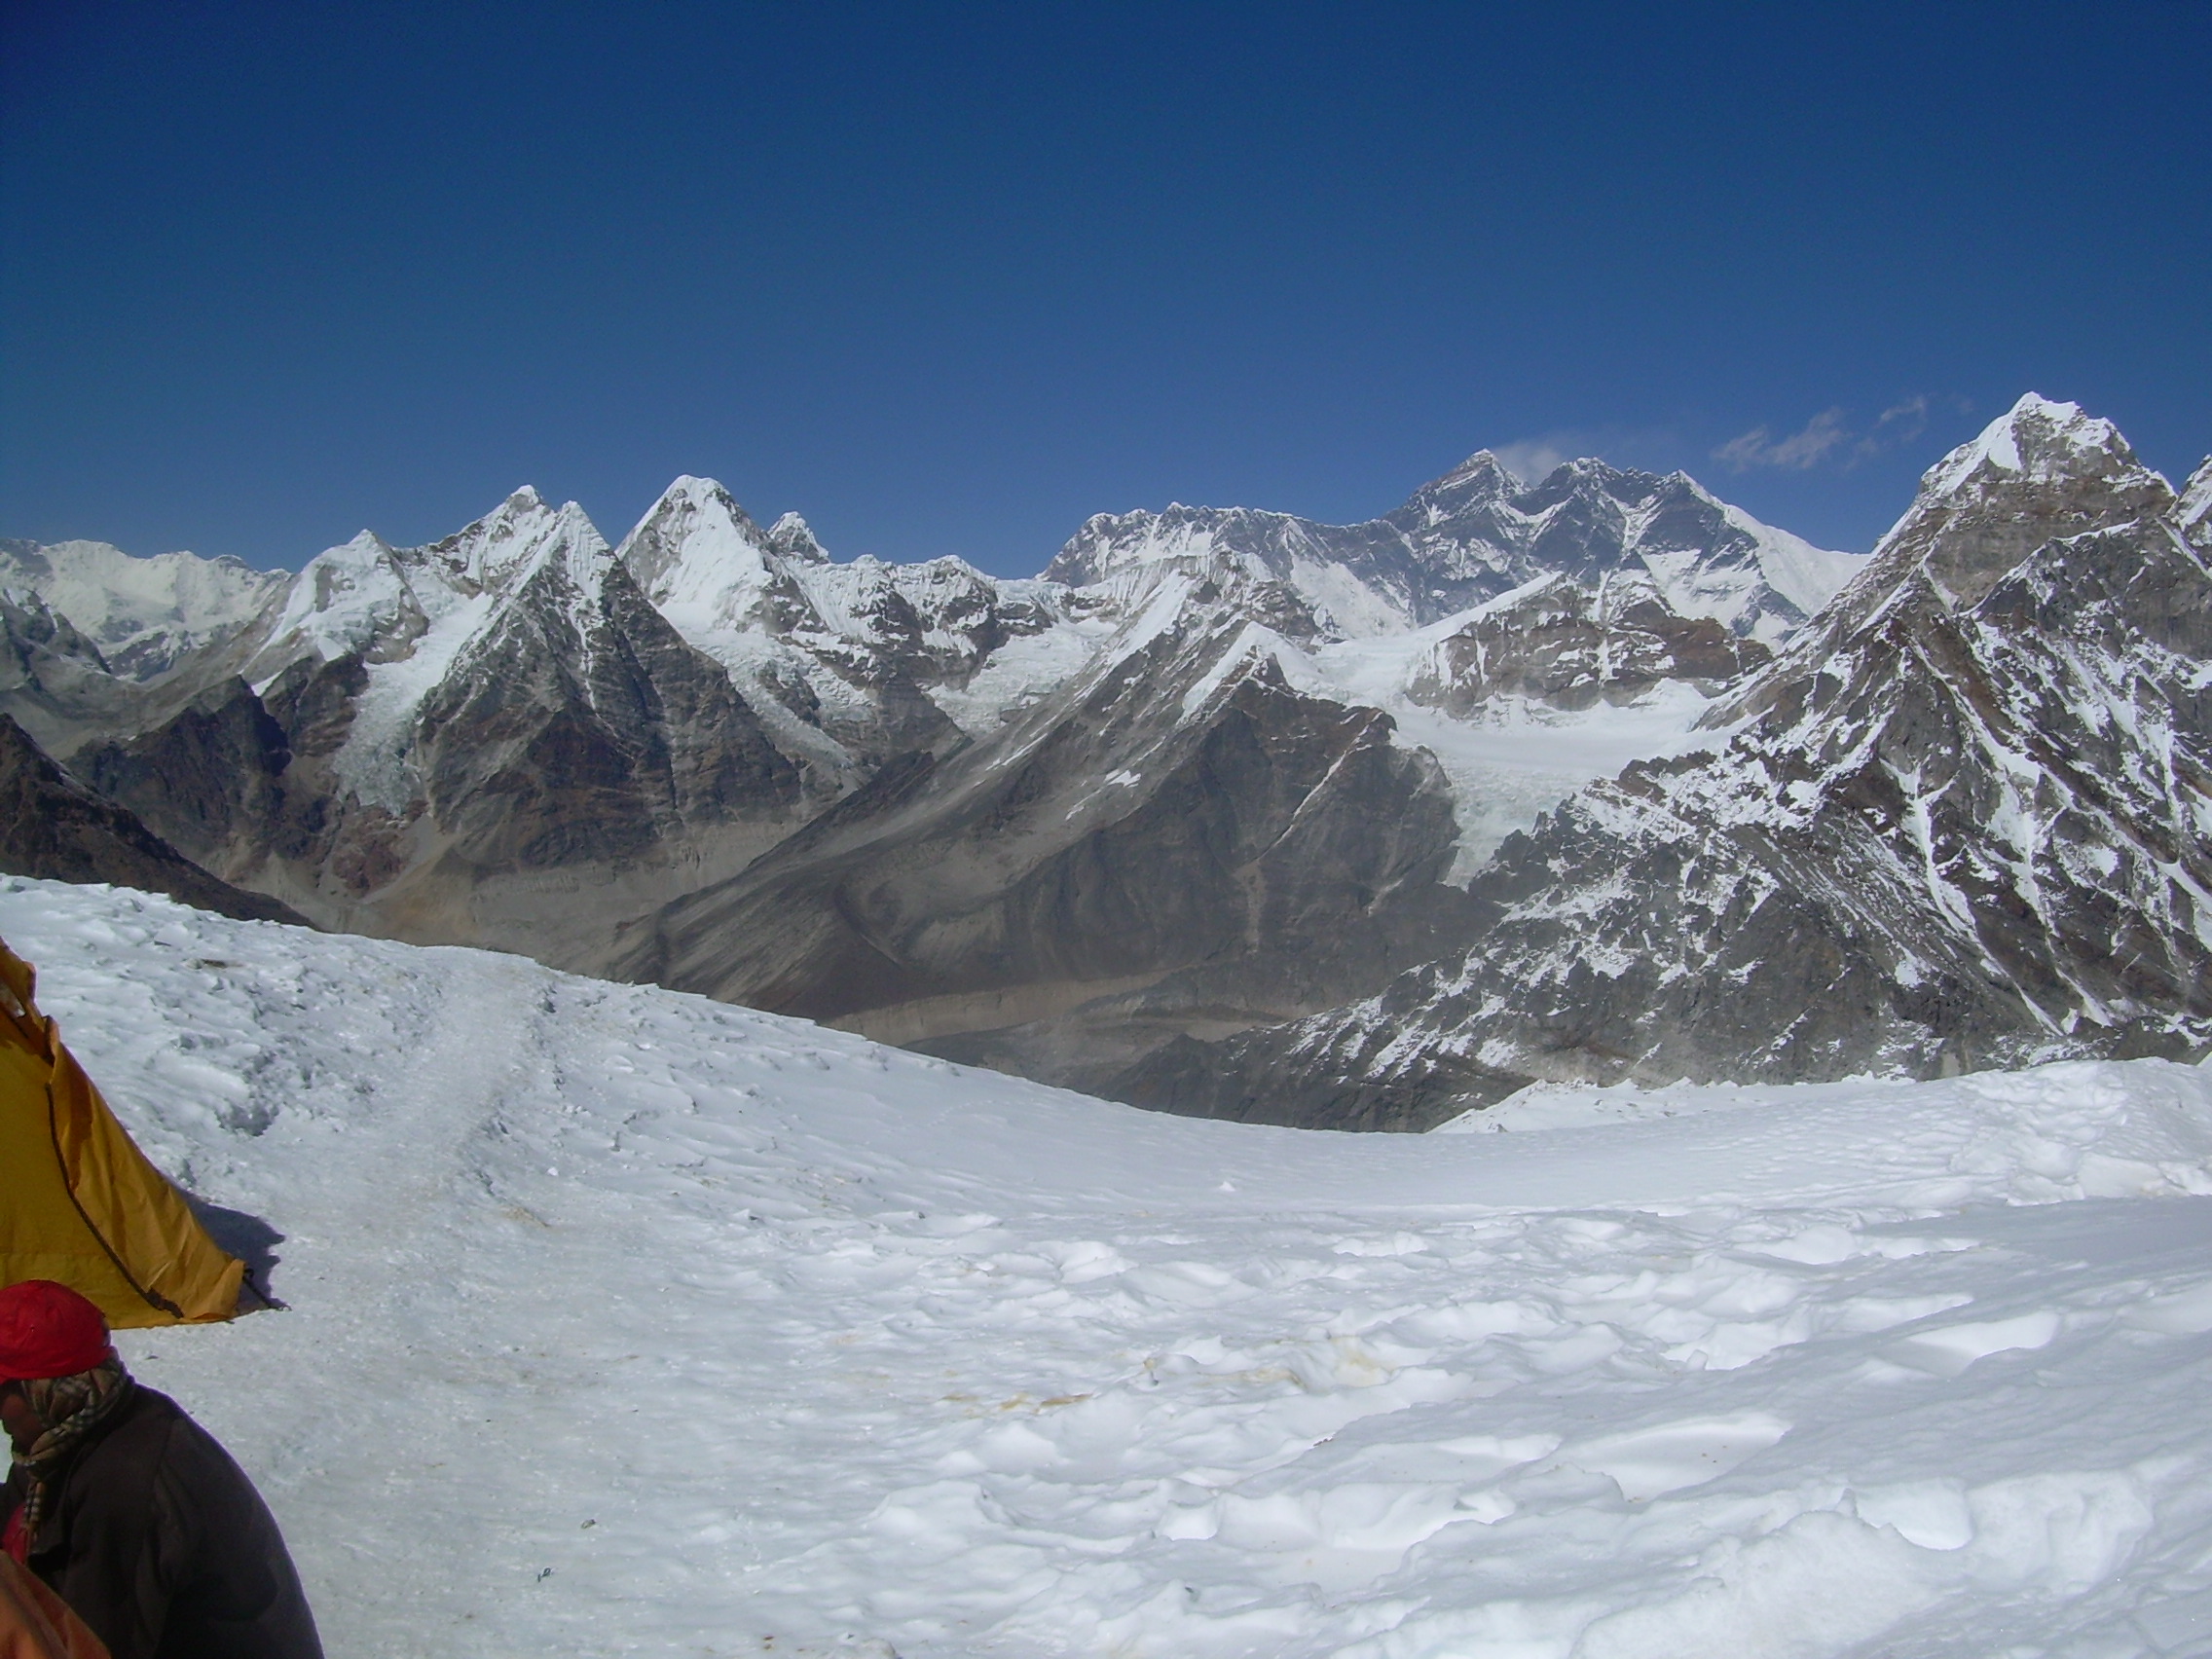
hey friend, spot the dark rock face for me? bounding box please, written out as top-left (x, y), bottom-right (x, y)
top-left (409, 553), bottom-right (800, 874)
top-left (83, 677), bottom-right (293, 864)
top-left (1132, 399), bottom-right (2212, 1129)
top-left (1409, 573), bottom-right (1772, 713)
top-left (0, 714), bottom-right (308, 927)
top-left (612, 610), bottom-right (1477, 1088)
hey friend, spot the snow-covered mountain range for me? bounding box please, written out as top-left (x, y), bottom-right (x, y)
top-left (0, 535), bottom-right (281, 680)
top-left (15, 396), bottom-right (2211, 1129)
top-left (3, 444), bottom-right (1857, 1091)
top-left (1133, 397), bottom-right (2212, 1126)
top-left (1047, 450), bottom-right (1861, 644)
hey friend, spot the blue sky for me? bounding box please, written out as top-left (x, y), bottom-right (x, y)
top-left (4, 2), bottom-right (2208, 575)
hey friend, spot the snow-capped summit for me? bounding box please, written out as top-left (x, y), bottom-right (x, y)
top-left (764, 511), bottom-right (829, 564)
top-left (530, 501), bottom-right (613, 589)
top-left (617, 475), bottom-right (789, 637)
top-left (1768, 393), bottom-right (2181, 644)
top-left (1396, 447), bottom-right (1520, 522)
top-left (1924, 393), bottom-right (2142, 498)
top-left (243, 530), bottom-right (422, 679)
top-left (423, 487), bottom-right (605, 596)
top-left (240, 491), bottom-right (612, 693)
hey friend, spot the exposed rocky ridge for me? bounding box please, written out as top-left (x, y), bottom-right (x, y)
top-left (1125, 397), bottom-right (2212, 1129)
top-left (0, 713), bottom-right (307, 926)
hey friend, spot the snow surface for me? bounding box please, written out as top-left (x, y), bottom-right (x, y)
top-left (10, 877), bottom-right (2212, 1656)
top-left (928, 622), bottom-right (1113, 736)
top-left (1710, 503), bottom-right (1866, 624)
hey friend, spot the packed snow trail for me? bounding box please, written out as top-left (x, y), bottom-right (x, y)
top-left (8, 880), bottom-right (2212, 1657)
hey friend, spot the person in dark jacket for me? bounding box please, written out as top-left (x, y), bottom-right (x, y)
top-left (0, 1281), bottom-right (320, 1659)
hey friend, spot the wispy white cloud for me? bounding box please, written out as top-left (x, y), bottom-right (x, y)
top-left (1490, 424), bottom-right (1679, 487)
top-left (1714, 408), bottom-right (1850, 472)
top-left (1492, 436), bottom-right (1576, 488)
top-left (1715, 397), bottom-right (1938, 473)
top-left (1874, 394), bottom-right (1930, 432)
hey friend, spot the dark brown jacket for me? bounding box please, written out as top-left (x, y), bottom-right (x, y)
top-left (2, 1386), bottom-right (319, 1659)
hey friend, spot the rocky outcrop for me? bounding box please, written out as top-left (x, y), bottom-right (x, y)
top-left (1408, 571), bottom-right (1771, 714)
top-left (1127, 397), bottom-right (2212, 1129)
top-left (0, 714), bottom-right (307, 926)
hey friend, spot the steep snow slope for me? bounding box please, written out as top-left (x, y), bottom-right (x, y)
top-left (12, 876), bottom-right (2212, 1658)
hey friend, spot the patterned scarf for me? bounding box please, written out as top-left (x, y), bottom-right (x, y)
top-left (9, 1357), bottom-right (130, 1546)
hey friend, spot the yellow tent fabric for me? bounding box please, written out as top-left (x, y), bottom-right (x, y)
top-left (0, 937), bottom-right (243, 1327)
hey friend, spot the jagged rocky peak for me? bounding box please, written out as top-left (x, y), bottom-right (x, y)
top-left (1391, 448), bottom-right (1519, 525)
top-left (420, 486), bottom-right (607, 597)
top-left (241, 488), bottom-right (611, 689)
top-left (766, 512), bottom-right (830, 564)
top-left (1868, 393), bottom-right (2175, 611)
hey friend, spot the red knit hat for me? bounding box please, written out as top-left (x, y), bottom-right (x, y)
top-left (0, 1281), bottom-right (113, 1383)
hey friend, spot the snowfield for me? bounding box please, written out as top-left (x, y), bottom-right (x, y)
top-left (9, 879), bottom-right (2212, 1658)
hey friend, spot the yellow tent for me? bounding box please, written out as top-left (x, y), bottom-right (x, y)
top-left (0, 938), bottom-right (243, 1327)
